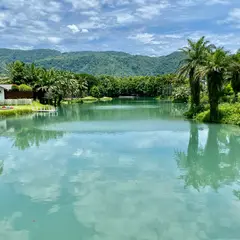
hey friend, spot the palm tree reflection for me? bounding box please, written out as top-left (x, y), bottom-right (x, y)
top-left (175, 122), bottom-right (240, 197)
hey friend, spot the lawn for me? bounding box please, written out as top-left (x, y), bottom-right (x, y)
top-left (0, 101), bottom-right (51, 118)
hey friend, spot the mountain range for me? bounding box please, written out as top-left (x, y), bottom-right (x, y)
top-left (0, 48), bottom-right (185, 76)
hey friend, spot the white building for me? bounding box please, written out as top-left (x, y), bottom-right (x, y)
top-left (0, 85), bottom-right (13, 101)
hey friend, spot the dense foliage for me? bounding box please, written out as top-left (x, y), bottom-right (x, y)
top-left (0, 49), bottom-right (185, 76)
top-left (3, 36), bottom-right (240, 126)
top-left (178, 37), bottom-right (240, 123)
top-left (19, 84), bottom-right (32, 91)
top-left (5, 60), bottom-right (182, 105)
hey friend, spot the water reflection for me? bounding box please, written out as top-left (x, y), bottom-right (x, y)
top-left (0, 100), bottom-right (187, 151)
top-left (0, 161), bottom-right (3, 176)
top-left (1, 101), bottom-right (240, 239)
top-left (58, 100), bottom-right (187, 121)
top-left (175, 122), bottom-right (240, 197)
top-left (1, 115), bottom-right (65, 151)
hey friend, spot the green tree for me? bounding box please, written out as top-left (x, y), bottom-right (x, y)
top-left (198, 48), bottom-right (229, 122)
top-left (178, 37), bottom-right (214, 113)
top-left (7, 61), bottom-right (27, 84)
top-left (90, 86), bottom-right (101, 98)
top-left (229, 51), bottom-right (240, 102)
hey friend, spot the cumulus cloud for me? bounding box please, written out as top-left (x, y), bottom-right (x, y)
top-left (67, 24), bottom-right (80, 33)
top-left (81, 28), bottom-right (89, 33)
top-left (0, 0), bottom-right (239, 55)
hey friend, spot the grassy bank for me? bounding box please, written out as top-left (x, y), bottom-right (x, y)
top-left (62, 96), bottom-right (113, 105)
top-left (99, 97), bottom-right (113, 102)
top-left (195, 103), bottom-right (240, 126)
top-left (0, 101), bottom-right (51, 118)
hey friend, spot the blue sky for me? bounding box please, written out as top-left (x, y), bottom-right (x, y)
top-left (0, 0), bottom-right (239, 56)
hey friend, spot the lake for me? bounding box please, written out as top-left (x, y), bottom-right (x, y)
top-left (0, 99), bottom-right (240, 240)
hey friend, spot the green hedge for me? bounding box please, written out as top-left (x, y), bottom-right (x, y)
top-left (195, 103), bottom-right (240, 126)
top-left (19, 84), bottom-right (32, 92)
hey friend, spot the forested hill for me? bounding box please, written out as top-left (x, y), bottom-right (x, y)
top-left (0, 48), bottom-right (185, 76)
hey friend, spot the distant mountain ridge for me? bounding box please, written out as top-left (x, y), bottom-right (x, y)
top-left (0, 48), bottom-right (185, 76)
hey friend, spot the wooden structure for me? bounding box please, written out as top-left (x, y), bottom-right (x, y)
top-left (0, 84), bottom-right (33, 100)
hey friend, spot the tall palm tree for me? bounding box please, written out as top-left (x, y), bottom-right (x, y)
top-left (229, 51), bottom-right (240, 102)
top-left (178, 36), bottom-right (214, 113)
top-left (197, 48), bottom-right (229, 122)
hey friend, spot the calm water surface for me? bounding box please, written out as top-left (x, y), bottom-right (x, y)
top-left (0, 99), bottom-right (240, 240)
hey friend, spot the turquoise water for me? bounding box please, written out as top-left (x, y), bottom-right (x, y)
top-left (0, 99), bottom-right (240, 239)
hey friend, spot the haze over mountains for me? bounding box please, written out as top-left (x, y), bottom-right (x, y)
top-left (0, 48), bottom-right (184, 76)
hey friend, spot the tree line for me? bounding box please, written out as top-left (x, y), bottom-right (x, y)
top-left (4, 36), bottom-right (240, 123)
top-left (6, 60), bottom-right (182, 105)
top-left (178, 36), bottom-right (240, 122)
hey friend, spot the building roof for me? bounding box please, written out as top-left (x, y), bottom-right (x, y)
top-left (0, 84), bottom-right (12, 90)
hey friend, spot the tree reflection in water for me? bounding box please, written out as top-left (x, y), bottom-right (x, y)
top-left (175, 122), bottom-right (240, 198)
top-left (0, 161), bottom-right (3, 176)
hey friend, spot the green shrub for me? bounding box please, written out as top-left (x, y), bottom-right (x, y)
top-left (200, 94), bottom-right (209, 105)
top-left (19, 84), bottom-right (32, 92)
top-left (82, 96), bottom-right (98, 103)
top-left (195, 110), bottom-right (210, 122)
top-left (223, 83), bottom-right (234, 96)
top-left (100, 97), bottom-right (113, 101)
top-left (172, 85), bottom-right (190, 103)
top-left (195, 103), bottom-right (240, 126)
top-left (221, 84), bottom-right (235, 103)
top-left (90, 86), bottom-right (101, 98)
top-left (71, 98), bottom-right (83, 104)
top-left (11, 84), bottom-right (19, 91)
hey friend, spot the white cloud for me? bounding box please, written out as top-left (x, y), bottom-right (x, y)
top-left (228, 8), bottom-right (240, 24)
top-left (67, 24), bottom-right (80, 33)
top-left (116, 12), bottom-right (136, 24)
top-left (128, 33), bottom-right (155, 44)
top-left (65, 0), bottom-right (100, 9)
top-left (81, 10), bottom-right (99, 16)
top-left (12, 45), bottom-right (34, 50)
top-left (48, 36), bottom-right (62, 44)
top-left (220, 8), bottom-right (240, 28)
top-left (81, 28), bottom-right (89, 33)
top-left (0, 0), bottom-right (239, 55)
top-left (49, 14), bottom-right (61, 22)
top-left (48, 1), bottom-right (63, 12)
top-left (127, 31), bottom-right (240, 55)
top-left (206, 0), bottom-right (230, 5)
top-left (0, 12), bottom-right (7, 28)
top-left (136, 2), bottom-right (169, 19)
top-left (178, 0), bottom-right (230, 6)
top-left (88, 35), bottom-right (100, 41)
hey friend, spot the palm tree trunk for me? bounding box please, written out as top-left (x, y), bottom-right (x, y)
top-left (193, 77), bottom-right (200, 108)
top-left (207, 72), bottom-right (221, 122)
top-left (234, 91), bottom-right (238, 103)
top-left (232, 72), bottom-right (239, 103)
top-left (189, 68), bottom-right (200, 111)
